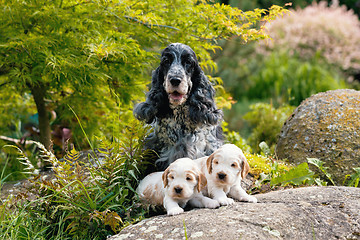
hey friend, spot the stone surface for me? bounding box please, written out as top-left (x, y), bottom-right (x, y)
top-left (276, 89), bottom-right (360, 184)
top-left (110, 186), bottom-right (360, 240)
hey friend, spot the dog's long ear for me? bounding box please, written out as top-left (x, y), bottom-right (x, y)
top-left (162, 168), bottom-right (170, 187)
top-left (188, 66), bottom-right (223, 125)
top-left (196, 172), bottom-right (207, 192)
top-left (133, 67), bottom-right (170, 123)
top-left (206, 153), bottom-right (215, 174)
top-left (241, 157), bottom-right (250, 179)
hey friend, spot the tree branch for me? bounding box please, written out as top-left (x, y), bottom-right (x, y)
top-left (0, 135), bottom-right (34, 146)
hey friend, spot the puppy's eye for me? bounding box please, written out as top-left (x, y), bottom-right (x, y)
top-left (186, 177), bottom-right (192, 181)
top-left (214, 161), bottom-right (218, 165)
top-left (170, 175), bottom-right (174, 179)
top-left (231, 163), bottom-right (236, 168)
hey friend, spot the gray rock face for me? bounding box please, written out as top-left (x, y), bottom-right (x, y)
top-left (276, 89), bottom-right (360, 184)
top-left (110, 187), bottom-right (360, 240)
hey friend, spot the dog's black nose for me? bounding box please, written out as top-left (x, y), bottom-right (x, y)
top-left (218, 173), bottom-right (226, 180)
top-left (174, 187), bottom-right (183, 194)
top-left (170, 78), bottom-right (181, 87)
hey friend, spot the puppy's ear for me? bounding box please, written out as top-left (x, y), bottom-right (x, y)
top-left (162, 168), bottom-right (169, 187)
top-left (206, 153), bottom-right (215, 174)
top-left (196, 172), bottom-right (207, 192)
top-left (241, 157), bottom-right (250, 179)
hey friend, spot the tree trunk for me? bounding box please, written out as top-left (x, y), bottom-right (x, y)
top-left (29, 82), bottom-right (52, 150)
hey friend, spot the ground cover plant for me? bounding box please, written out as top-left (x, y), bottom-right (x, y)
top-left (1, 116), bottom-right (150, 239)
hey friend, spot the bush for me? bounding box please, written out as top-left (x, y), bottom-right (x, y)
top-left (260, 1), bottom-right (360, 76)
top-left (243, 103), bottom-right (296, 153)
top-left (246, 51), bottom-right (348, 106)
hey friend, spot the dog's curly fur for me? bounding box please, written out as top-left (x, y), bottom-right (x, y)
top-left (134, 43), bottom-right (223, 170)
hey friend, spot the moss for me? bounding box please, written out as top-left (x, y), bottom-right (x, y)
top-left (245, 152), bottom-right (290, 178)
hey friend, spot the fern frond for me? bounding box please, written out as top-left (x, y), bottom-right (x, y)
top-left (4, 144), bottom-right (39, 176)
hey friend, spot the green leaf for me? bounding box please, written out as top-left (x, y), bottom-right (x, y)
top-left (307, 158), bottom-right (335, 185)
top-left (344, 167), bottom-right (360, 187)
top-left (270, 162), bottom-right (314, 186)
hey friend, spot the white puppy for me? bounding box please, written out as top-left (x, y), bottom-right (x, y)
top-left (195, 144), bottom-right (257, 206)
top-left (136, 157), bottom-right (219, 215)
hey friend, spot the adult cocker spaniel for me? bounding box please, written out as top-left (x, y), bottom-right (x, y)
top-left (134, 43), bottom-right (223, 170)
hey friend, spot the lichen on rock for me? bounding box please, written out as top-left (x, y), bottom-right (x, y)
top-left (276, 89), bottom-right (360, 184)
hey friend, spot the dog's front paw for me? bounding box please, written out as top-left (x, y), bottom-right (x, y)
top-left (167, 207), bottom-right (184, 216)
top-left (216, 197), bottom-right (234, 206)
top-left (204, 198), bottom-right (220, 209)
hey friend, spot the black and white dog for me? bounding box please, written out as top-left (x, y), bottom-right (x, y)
top-left (134, 43), bottom-right (223, 170)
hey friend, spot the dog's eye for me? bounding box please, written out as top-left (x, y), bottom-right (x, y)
top-left (186, 177), bottom-right (192, 181)
top-left (184, 59), bottom-right (192, 66)
top-left (231, 163), bottom-right (236, 168)
top-left (169, 175), bottom-right (174, 179)
top-left (214, 161), bottom-right (218, 165)
top-left (161, 56), bottom-right (171, 65)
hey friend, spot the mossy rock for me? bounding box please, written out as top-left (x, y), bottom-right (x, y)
top-left (276, 89), bottom-right (360, 185)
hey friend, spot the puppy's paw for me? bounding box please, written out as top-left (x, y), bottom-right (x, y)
top-left (247, 195), bottom-right (257, 203)
top-left (204, 198), bottom-right (220, 209)
top-left (167, 207), bottom-right (184, 216)
top-left (237, 195), bottom-right (258, 203)
top-left (217, 197), bottom-right (234, 206)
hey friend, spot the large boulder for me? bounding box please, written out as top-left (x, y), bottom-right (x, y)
top-left (276, 89), bottom-right (360, 184)
top-left (110, 187), bottom-right (360, 240)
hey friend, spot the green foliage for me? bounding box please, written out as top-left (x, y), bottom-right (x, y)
top-left (307, 158), bottom-right (335, 185)
top-left (252, 159), bottom-right (290, 190)
top-left (0, 83), bottom-right (37, 136)
top-left (270, 162), bottom-right (316, 187)
top-left (245, 51), bottom-right (348, 106)
top-left (0, 0), bottom-right (288, 151)
top-left (344, 168), bottom-right (360, 187)
top-left (224, 123), bottom-right (252, 153)
top-left (0, 118), bottom-right (150, 239)
top-left (244, 152), bottom-right (289, 178)
top-left (243, 103), bottom-right (295, 153)
top-left (252, 158), bottom-right (338, 190)
top-left (1, 144), bottom-right (42, 182)
top-left (262, 157), bottom-right (360, 189)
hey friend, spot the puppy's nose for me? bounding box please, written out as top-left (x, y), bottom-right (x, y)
top-left (170, 77), bottom-right (181, 87)
top-left (218, 173), bottom-right (227, 180)
top-left (174, 187), bottom-right (183, 194)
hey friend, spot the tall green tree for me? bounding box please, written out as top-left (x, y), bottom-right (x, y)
top-left (0, 0), bottom-right (287, 149)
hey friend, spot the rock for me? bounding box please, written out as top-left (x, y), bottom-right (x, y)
top-left (110, 187), bottom-right (360, 240)
top-left (276, 89), bottom-right (360, 184)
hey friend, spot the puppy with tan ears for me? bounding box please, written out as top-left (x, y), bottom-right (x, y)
top-left (195, 144), bottom-right (257, 206)
top-left (136, 157), bottom-right (219, 215)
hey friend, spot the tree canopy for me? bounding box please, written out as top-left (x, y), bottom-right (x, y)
top-left (0, 0), bottom-right (287, 150)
